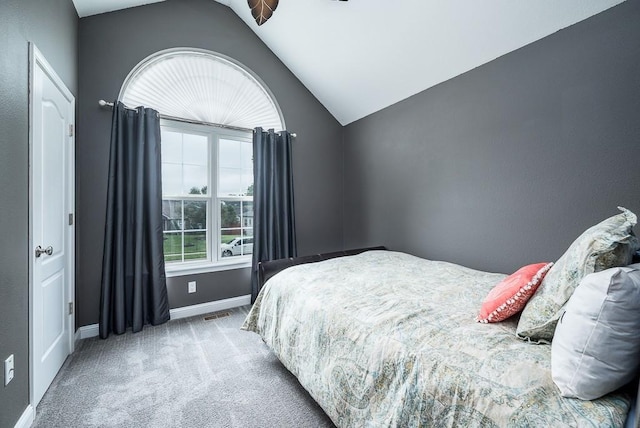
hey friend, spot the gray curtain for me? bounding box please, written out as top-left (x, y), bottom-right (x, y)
top-left (100, 102), bottom-right (170, 339)
top-left (251, 128), bottom-right (297, 302)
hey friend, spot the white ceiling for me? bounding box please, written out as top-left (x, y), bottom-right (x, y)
top-left (73, 0), bottom-right (626, 125)
top-left (72, 0), bottom-right (164, 17)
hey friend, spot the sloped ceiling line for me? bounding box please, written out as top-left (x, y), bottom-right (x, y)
top-left (73, 0), bottom-right (627, 125)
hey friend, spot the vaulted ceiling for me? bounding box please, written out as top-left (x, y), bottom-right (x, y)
top-left (72, 0), bottom-right (627, 125)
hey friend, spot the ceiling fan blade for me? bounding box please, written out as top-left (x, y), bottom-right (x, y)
top-left (248, 0), bottom-right (279, 26)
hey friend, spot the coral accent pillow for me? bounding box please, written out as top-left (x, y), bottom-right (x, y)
top-left (477, 263), bottom-right (553, 323)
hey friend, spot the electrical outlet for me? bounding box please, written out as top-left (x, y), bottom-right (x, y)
top-left (4, 354), bottom-right (14, 386)
top-left (188, 281), bottom-right (196, 294)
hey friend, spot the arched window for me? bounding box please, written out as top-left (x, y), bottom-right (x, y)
top-left (120, 48), bottom-right (284, 130)
top-left (120, 48), bottom-right (283, 274)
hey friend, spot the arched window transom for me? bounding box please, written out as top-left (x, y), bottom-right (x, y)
top-left (120, 48), bottom-right (284, 130)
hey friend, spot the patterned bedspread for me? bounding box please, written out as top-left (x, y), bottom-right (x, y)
top-left (242, 251), bottom-right (630, 427)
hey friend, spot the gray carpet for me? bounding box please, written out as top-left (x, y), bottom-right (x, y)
top-left (33, 306), bottom-right (335, 428)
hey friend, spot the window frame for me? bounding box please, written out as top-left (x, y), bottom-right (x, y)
top-left (161, 119), bottom-right (254, 277)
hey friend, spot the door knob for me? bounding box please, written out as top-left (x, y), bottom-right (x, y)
top-left (35, 245), bottom-right (53, 258)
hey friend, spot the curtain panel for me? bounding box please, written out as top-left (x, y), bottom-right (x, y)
top-left (251, 128), bottom-right (297, 302)
top-left (100, 102), bottom-right (170, 339)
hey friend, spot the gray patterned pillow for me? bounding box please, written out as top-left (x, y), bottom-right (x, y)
top-left (516, 207), bottom-right (639, 343)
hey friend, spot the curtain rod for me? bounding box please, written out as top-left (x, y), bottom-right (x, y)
top-left (98, 100), bottom-right (296, 137)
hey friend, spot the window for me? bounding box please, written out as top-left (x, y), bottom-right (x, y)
top-left (161, 121), bottom-right (254, 271)
top-left (120, 48), bottom-right (284, 131)
top-left (118, 48), bottom-right (285, 275)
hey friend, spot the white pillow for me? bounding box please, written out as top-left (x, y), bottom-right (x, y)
top-left (551, 264), bottom-right (640, 400)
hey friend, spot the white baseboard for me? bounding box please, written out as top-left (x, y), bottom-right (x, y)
top-left (169, 295), bottom-right (251, 320)
top-left (75, 295), bottom-right (251, 340)
top-left (76, 323), bottom-right (100, 340)
top-left (14, 404), bottom-right (34, 428)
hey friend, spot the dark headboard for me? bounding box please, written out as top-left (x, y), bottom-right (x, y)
top-left (257, 246), bottom-right (386, 290)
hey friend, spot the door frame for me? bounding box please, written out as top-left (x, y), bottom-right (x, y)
top-left (28, 43), bottom-right (76, 408)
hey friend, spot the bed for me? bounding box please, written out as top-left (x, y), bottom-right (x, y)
top-left (243, 250), bottom-right (640, 427)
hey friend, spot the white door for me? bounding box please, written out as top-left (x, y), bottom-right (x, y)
top-left (29, 44), bottom-right (75, 407)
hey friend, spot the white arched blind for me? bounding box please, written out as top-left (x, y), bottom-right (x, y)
top-left (120, 49), bottom-right (284, 130)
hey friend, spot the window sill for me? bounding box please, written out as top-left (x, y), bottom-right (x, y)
top-left (165, 258), bottom-right (252, 277)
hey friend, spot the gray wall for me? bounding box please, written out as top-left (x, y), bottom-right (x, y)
top-left (0, 1), bottom-right (78, 425)
top-left (344, 0), bottom-right (640, 274)
top-left (77, 0), bottom-right (344, 327)
top-left (0, 1), bottom-right (637, 424)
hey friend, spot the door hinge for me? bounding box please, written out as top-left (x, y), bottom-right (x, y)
top-left (69, 124), bottom-right (74, 137)
top-left (68, 302), bottom-right (73, 315)
top-left (68, 213), bottom-right (74, 225)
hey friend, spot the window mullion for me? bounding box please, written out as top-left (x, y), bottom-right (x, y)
top-left (210, 130), bottom-right (218, 263)
top-left (181, 200), bottom-right (185, 263)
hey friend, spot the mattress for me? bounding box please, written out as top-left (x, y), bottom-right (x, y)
top-left (242, 250), bottom-right (630, 427)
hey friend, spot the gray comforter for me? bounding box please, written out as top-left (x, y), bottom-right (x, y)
top-left (242, 251), bottom-right (629, 427)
